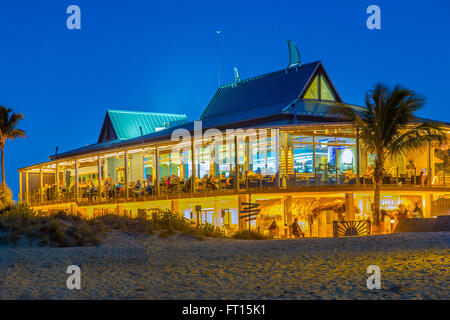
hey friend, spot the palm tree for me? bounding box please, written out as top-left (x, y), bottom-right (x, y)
top-left (0, 106), bottom-right (26, 186)
top-left (331, 84), bottom-right (447, 226)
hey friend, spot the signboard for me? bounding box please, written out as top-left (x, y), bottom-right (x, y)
top-left (239, 202), bottom-right (260, 230)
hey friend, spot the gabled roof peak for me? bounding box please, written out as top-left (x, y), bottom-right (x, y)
top-left (98, 109), bottom-right (188, 143)
top-left (200, 61), bottom-right (339, 120)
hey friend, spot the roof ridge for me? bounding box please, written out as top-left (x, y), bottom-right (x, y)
top-left (218, 60), bottom-right (321, 89)
top-left (107, 109), bottom-right (187, 116)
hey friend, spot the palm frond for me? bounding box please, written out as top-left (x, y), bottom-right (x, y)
top-left (8, 129), bottom-right (26, 139)
top-left (0, 106), bottom-right (26, 142)
top-left (329, 84), bottom-right (447, 168)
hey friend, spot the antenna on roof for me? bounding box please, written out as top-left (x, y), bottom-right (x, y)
top-left (55, 146), bottom-right (59, 157)
top-left (233, 67), bottom-right (240, 84)
top-left (217, 29), bottom-right (221, 87)
top-left (139, 126), bottom-right (144, 144)
top-left (287, 40), bottom-right (301, 69)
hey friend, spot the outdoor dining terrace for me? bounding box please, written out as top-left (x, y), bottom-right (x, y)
top-left (23, 168), bottom-right (449, 208)
top-left (19, 126), bottom-right (450, 207)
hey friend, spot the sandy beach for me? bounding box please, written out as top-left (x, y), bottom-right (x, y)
top-left (0, 232), bottom-right (448, 300)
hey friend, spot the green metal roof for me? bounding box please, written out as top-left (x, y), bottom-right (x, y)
top-left (98, 109), bottom-right (188, 142)
top-left (200, 61), bottom-right (342, 120)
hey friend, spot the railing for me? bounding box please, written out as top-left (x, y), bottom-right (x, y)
top-left (24, 172), bottom-right (450, 207)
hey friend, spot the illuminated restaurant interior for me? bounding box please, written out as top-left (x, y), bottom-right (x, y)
top-left (18, 41), bottom-right (450, 237)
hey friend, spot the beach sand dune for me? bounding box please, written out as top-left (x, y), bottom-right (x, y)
top-left (0, 232), bottom-right (448, 299)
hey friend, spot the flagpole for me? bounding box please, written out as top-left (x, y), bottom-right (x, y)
top-left (216, 29), bottom-right (221, 87)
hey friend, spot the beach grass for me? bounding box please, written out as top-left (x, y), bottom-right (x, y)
top-left (0, 205), bottom-right (225, 247)
top-left (232, 230), bottom-right (271, 240)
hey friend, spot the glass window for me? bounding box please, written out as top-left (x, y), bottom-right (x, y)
top-left (336, 145), bottom-right (357, 184)
top-left (337, 146), bottom-right (356, 173)
top-left (183, 149), bottom-right (193, 179)
top-left (315, 144), bottom-right (336, 184)
top-left (292, 135), bottom-right (313, 144)
top-left (303, 76), bottom-right (319, 99)
top-left (238, 140), bottom-right (245, 175)
top-left (316, 136), bottom-right (336, 145)
top-left (293, 144), bottom-right (314, 173)
top-left (336, 137), bottom-right (356, 145)
top-left (104, 155), bottom-right (125, 183)
top-left (320, 75), bottom-right (336, 101)
top-left (143, 153), bottom-right (155, 181)
top-left (159, 152), bottom-right (172, 178)
top-left (251, 137), bottom-right (268, 173)
top-left (197, 147), bottom-right (211, 178)
top-left (217, 144), bottom-right (235, 177)
top-left (266, 139), bottom-right (277, 175)
top-left (129, 152), bottom-right (144, 184)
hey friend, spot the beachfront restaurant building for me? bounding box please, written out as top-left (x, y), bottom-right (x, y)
top-left (18, 49), bottom-right (450, 237)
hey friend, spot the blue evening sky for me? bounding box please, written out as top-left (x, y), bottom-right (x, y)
top-left (1, 0), bottom-right (449, 199)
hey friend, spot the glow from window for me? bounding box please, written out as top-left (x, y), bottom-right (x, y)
top-left (320, 75), bottom-right (336, 101)
top-left (304, 76), bottom-right (319, 99)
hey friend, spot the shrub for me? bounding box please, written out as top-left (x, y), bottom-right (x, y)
top-left (150, 209), bottom-right (190, 232)
top-left (232, 230), bottom-right (269, 240)
top-left (73, 223), bottom-right (101, 246)
top-left (0, 185), bottom-right (13, 210)
top-left (39, 219), bottom-right (68, 246)
top-left (0, 206), bottom-right (230, 247)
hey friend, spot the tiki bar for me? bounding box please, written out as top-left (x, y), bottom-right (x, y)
top-left (17, 43), bottom-right (450, 237)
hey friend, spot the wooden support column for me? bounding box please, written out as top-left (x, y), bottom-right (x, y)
top-left (39, 167), bottom-right (43, 202)
top-left (180, 150), bottom-right (185, 180)
top-left (275, 129), bottom-right (280, 188)
top-left (214, 200), bottom-right (219, 227)
top-left (284, 132), bottom-right (289, 180)
top-left (285, 195), bottom-right (293, 238)
top-left (191, 138), bottom-right (196, 193)
top-left (210, 144), bottom-right (216, 177)
top-left (312, 135), bottom-right (316, 183)
top-left (345, 193), bottom-right (355, 221)
top-left (19, 172), bottom-right (22, 203)
top-left (75, 160), bottom-right (79, 201)
top-left (171, 199), bottom-right (179, 214)
top-left (356, 128), bottom-right (360, 187)
top-left (245, 137), bottom-right (250, 173)
top-left (124, 151), bottom-right (129, 198)
top-left (234, 135), bottom-right (239, 192)
top-left (25, 171), bottom-right (29, 204)
top-left (427, 143), bottom-right (432, 187)
top-left (97, 156), bottom-right (102, 198)
top-left (155, 147), bottom-right (160, 196)
top-left (424, 193), bottom-right (432, 218)
top-left (55, 163), bottom-right (59, 198)
top-left (335, 137), bottom-right (338, 185)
